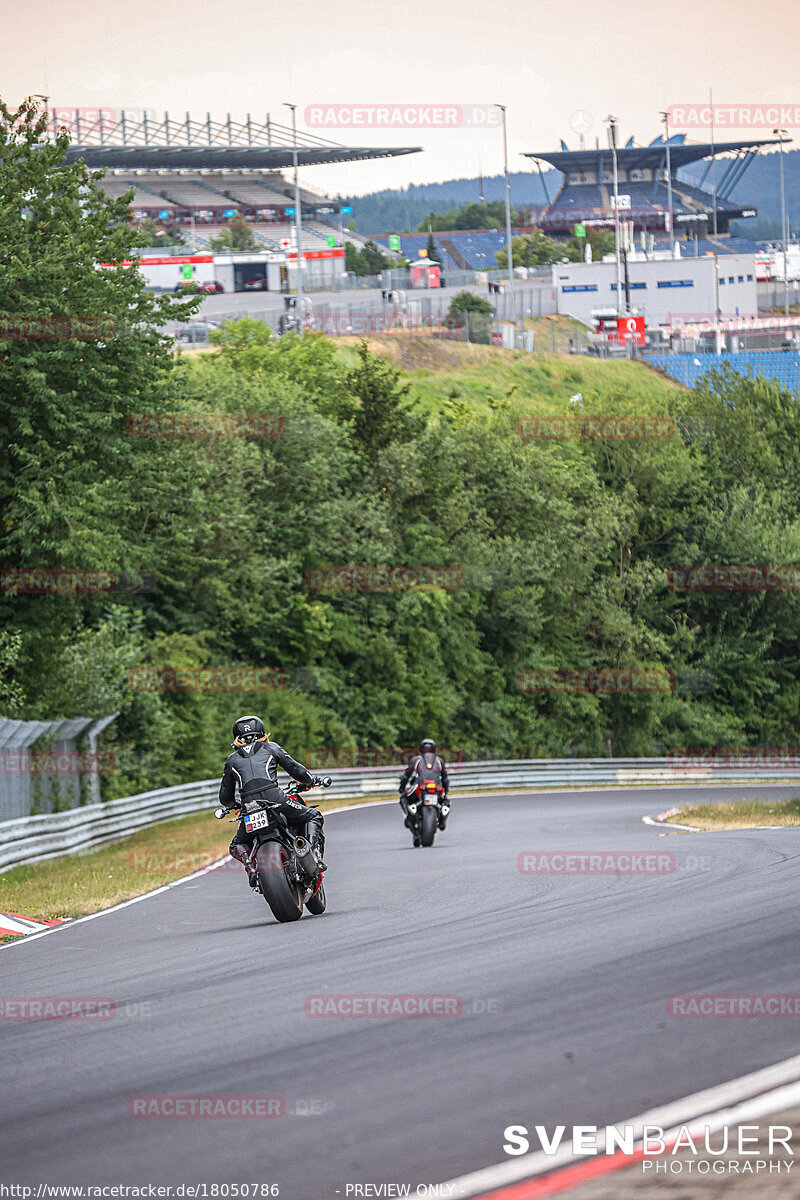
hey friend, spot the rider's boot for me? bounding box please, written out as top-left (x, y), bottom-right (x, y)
top-left (306, 814), bottom-right (327, 873)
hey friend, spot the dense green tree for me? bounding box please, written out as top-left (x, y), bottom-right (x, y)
top-left (495, 229), bottom-right (564, 268)
top-left (209, 214), bottom-right (259, 252)
top-left (448, 291), bottom-right (493, 344)
top-left (419, 200), bottom-right (515, 233)
top-left (4, 98), bottom-right (800, 788)
top-left (137, 217), bottom-right (186, 247)
top-left (361, 239), bottom-right (392, 274)
top-left (449, 291), bottom-right (493, 316)
top-left (345, 240), bottom-right (369, 276)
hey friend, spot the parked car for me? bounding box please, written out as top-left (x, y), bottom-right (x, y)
top-left (243, 277), bottom-right (266, 291)
top-left (174, 319), bottom-right (221, 344)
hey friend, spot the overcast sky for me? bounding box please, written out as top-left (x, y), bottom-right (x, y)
top-left (6, 0), bottom-right (800, 196)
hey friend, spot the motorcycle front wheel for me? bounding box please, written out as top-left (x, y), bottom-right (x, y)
top-left (255, 840), bottom-right (304, 922)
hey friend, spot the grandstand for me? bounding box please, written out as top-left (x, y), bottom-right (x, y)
top-left (54, 109), bottom-right (420, 257)
top-left (645, 351), bottom-right (800, 390)
top-left (373, 230), bottom-right (511, 271)
top-left (523, 133), bottom-right (778, 237)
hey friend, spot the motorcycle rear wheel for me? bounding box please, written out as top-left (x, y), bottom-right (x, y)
top-left (306, 879), bottom-right (326, 915)
top-left (255, 840), bottom-right (304, 922)
top-left (421, 805), bottom-right (438, 846)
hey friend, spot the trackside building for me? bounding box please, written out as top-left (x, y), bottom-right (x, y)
top-left (552, 253), bottom-right (758, 330)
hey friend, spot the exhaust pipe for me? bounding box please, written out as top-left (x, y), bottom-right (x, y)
top-left (293, 835), bottom-right (321, 878)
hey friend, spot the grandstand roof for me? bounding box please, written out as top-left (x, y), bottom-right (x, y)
top-left (55, 110), bottom-right (421, 171)
top-left (523, 138), bottom-right (780, 171)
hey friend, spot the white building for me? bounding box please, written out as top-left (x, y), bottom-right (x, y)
top-left (552, 252), bottom-right (758, 330)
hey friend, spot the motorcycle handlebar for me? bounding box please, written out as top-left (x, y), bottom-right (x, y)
top-left (292, 776), bottom-right (332, 793)
top-left (214, 776), bottom-right (333, 815)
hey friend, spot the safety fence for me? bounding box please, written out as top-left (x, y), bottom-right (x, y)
top-left (0, 715), bottom-right (118, 822)
top-left (1, 756), bottom-right (799, 873)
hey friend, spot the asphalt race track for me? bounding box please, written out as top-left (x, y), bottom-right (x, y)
top-left (3, 785), bottom-right (800, 1199)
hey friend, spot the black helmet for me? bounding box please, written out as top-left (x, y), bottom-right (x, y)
top-left (232, 715), bottom-right (266, 748)
top-left (419, 738), bottom-right (436, 754)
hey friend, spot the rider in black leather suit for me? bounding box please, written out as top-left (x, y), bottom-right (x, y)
top-left (219, 715), bottom-right (326, 883)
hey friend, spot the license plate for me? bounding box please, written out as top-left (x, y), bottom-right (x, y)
top-left (243, 809), bottom-right (271, 832)
top-left (424, 795), bottom-right (438, 805)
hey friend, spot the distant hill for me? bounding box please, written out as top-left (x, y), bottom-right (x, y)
top-left (342, 170), bottom-right (558, 235)
top-left (346, 149), bottom-right (800, 238)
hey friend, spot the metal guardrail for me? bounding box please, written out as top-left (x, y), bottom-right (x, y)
top-left (1, 757), bottom-right (799, 873)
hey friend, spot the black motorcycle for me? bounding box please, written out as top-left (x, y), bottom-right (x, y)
top-left (402, 777), bottom-right (449, 847)
top-left (215, 777), bottom-right (332, 922)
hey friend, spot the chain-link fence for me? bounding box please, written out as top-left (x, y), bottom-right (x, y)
top-left (0, 715), bottom-right (118, 821)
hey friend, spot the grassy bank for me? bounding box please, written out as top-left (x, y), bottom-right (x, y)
top-left (332, 337), bottom-right (682, 414)
top-left (0, 793), bottom-right (386, 927)
top-left (665, 798), bottom-right (800, 831)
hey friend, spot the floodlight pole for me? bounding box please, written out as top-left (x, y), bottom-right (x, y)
top-left (660, 110), bottom-right (673, 241)
top-left (495, 104), bottom-right (516, 334)
top-left (710, 88), bottom-right (721, 355)
top-left (774, 128), bottom-right (790, 316)
top-left (284, 102), bottom-right (304, 332)
top-left (607, 116), bottom-right (623, 315)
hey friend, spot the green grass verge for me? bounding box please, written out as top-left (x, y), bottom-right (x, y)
top-left (0, 793), bottom-right (387, 924)
top-left (332, 336), bottom-right (682, 416)
top-left (667, 797), bottom-right (800, 830)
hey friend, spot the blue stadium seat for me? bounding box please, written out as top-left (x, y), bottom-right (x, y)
top-left (643, 351), bottom-right (800, 391)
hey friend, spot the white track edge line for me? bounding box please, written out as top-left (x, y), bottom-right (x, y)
top-left (642, 815), bottom-right (703, 831)
top-left (441, 1058), bottom-right (800, 1196)
top-left (0, 797), bottom-right (397, 950)
top-left (6, 784), bottom-right (800, 951)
